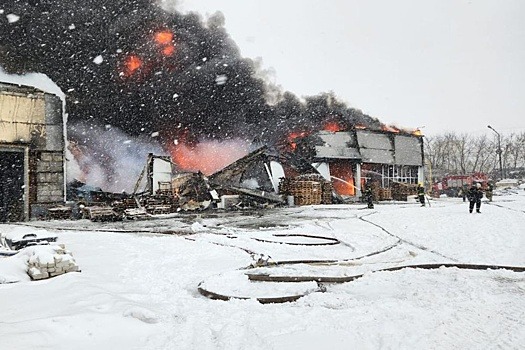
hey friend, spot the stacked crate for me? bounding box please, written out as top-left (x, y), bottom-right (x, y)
top-left (378, 188), bottom-right (392, 201)
top-left (321, 182), bottom-right (333, 204)
top-left (296, 174), bottom-right (333, 204)
top-left (279, 178), bottom-right (322, 205)
top-left (292, 181), bottom-right (322, 205)
top-left (391, 182), bottom-right (417, 201)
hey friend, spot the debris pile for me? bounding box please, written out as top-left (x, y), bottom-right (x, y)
top-left (26, 245), bottom-right (80, 280)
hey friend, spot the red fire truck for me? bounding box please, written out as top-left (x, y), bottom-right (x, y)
top-left (432, 172), bottom-right (489, 197)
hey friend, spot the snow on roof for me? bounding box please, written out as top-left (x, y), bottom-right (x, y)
top-left (0, 67), bottom-right (65, 101)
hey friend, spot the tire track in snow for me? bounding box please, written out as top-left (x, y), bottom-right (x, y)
top-left (312, 219), bottom-right (356, 251)
top-left (358, 212), bottom-right (459, 262)
top-left (486, 201), bottom-right (525, 214)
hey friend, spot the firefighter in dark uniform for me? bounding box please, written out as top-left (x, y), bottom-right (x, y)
top-left (467, 182), bottom-right (484, 213)
top-left (416, 183), bottom-right (425, 206)
top-left (364, 186), bottom-right (374, 209)
top-left (485, 182), bottom-right (494, 202)
top-left (460, 184), bottom-right (468, 202)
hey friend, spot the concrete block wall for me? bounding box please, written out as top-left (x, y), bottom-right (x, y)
top-left (35, 151), bottom-right (64, 204)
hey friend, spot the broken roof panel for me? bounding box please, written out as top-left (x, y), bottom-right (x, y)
top-left (317, 131), bottom-right (357, 148)
top-left (356, 130), bottom-right (393, 150)
top-left (356, 130), bottom-right (395, 164)
top-left (313, 131), bottom-right (361, 160)
top-left (314, 145), bottom-right (361, 159)
top-left (359, 148), bottom-right (395, 164)
top-left (394, 135), bottom-right (423, 166)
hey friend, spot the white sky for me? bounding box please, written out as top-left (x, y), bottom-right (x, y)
top-left (177, 0), bottom-right (525, 136)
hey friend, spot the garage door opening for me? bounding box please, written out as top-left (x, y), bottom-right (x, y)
top-left (0, 151), bottom-right (25, 222)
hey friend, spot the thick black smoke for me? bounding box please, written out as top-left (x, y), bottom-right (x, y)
top-left (0, 0), bottom-right (381, 146)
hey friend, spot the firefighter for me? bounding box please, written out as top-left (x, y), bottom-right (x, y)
top-left (364, 186), bottom-right (374, 209)
top-left (459, 184), bottom-right (468, 202)
top-left (467, 182), bottom-right (483, 213)
top-left (416, 183), bottom-right (425, 206)
top-left (485, 182), bottom-right (494, 202)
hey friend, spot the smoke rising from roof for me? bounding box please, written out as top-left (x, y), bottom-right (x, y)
top-left (0, 1), bottom-right (382, 190)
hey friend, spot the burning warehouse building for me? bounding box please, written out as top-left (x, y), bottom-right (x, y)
top-left (0, 1), bottom-right (423, 212)
top-left (293, 128), bottom-right (424, 200)
top-left (0, 82), bottom-right (65, 221)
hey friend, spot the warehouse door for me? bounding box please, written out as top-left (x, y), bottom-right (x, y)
top-left (0, 151), bottom-right (25, 222)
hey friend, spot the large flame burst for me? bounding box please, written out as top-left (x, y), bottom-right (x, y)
top-left (154, 30), bottom-right (176, 57)
top-left (120, 29), bottom-right (177, 77)
top-left (166, 130), bottom-right (250, 175)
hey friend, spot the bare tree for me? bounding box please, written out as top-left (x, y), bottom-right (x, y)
top-left (423, 131), bottom-right (524, 180)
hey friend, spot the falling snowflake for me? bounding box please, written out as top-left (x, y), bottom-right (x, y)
top-left (6, 13), bottom-right (20, 23)
top-left (93, 55), bottom-right (104, 65)
top-left (215, 75), bottom-right (227, 85)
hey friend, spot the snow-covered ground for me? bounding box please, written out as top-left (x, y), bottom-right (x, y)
top-left (1, 191), bottom-right (524, 349)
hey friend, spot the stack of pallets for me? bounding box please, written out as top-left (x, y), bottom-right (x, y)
top-left (321, 182), bottom-right (333, 204)
top-left (280, 174), bottom-right (333, 205)
top-left (391, 182), bottom-right (417, 201)
top-left (280, 179), bottom-right (322, 206)
top-left (378, 188), bottom-right (392, 201)
top-left (83, 206), bottom-right (121, 222)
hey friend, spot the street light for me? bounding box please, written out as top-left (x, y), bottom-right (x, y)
top-left (487, 125), bottom-right (504, 180)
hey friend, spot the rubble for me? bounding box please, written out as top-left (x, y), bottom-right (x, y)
top-left (26, 244), bottom-right (80, 280)
top-left (50, 131), bottom-right (425, 222)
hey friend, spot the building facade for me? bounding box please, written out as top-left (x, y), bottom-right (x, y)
top-left (296, 129), bottom-right (425, 198)
top-left (0, 82), bottom-right (65, 221)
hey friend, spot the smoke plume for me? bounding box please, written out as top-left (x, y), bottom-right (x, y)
top-left (0, 0), bottom-right (382, 190)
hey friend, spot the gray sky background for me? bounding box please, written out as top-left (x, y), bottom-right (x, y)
top-left (176, 0), bottom-right (525, 136)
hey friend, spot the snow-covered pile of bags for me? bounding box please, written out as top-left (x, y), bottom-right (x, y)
top-left (27, 244), bottom-right (80, 280)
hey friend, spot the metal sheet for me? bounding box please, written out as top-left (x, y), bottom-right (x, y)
top-left (317, 131), bottom-right (357, 148)
top-left (394, 135), bottom-right (423, 166)
top-left (152, 157), bottom-right (173, 193)
top-left (314, 145), bottom-right (361, 159)
top-left (360, 148), bottom-right (395, 164)
top-left (356, 130), bottom-right (393, 150)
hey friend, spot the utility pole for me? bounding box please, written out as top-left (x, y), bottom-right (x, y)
top-left (487, 125), bottom-right (504, 180)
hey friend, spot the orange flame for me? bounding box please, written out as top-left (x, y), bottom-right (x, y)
top-left (323, 121), bottom-right (344, 132)
top-left (287, 131), bottom-right (308, 150)
top-left (154, 31), bottom-right (173, 45)
top-left (381, 124), bottom-right (400, 133)
top-left (168, 136), bottom-right (249, 175)
top-left (162, 46), bottom-right (175, 56)
top-left (354, 124), bottom-right (367, 130)
top-left (124, 55), bottom-right (142, 75)
top-left (154, 30), bottom-right (176, 57)
top-left (330, 162), bottom-right (355, 196)
top-left (412, 129), bottom-right (423, 136)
